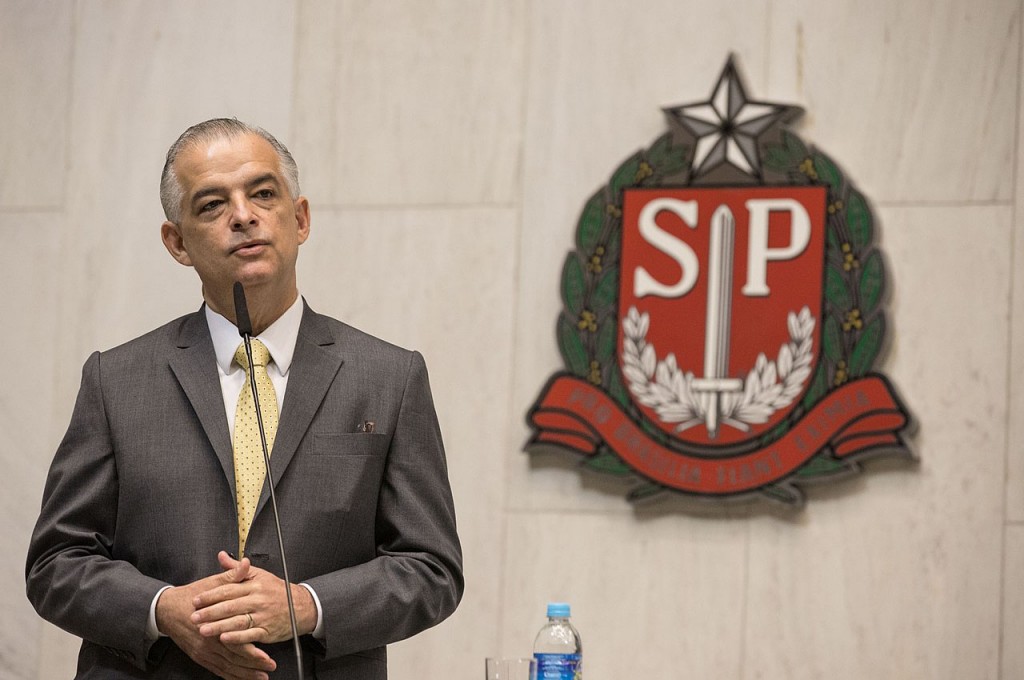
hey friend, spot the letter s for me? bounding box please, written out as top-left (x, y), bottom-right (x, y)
top-left (633, 198), bottom-right (700, 299)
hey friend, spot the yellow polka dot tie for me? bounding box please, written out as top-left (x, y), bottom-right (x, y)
top-left (233, 339), bottom-right (279, 557)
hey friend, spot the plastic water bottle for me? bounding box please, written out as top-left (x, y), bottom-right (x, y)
top-left (533, 602), bottom-right (582, 680)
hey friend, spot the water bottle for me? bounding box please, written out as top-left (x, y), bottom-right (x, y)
top-left (533, 602), bottom-right (582, 680)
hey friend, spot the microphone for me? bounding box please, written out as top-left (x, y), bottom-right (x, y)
top-left (233, 282), bottom-right (304, 679)
top-left (233, 281), bottom-right (253, 337)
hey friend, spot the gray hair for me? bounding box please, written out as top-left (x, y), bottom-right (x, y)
top-left (160, 118), bottom-right (300, 222)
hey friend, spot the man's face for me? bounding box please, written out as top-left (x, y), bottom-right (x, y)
top-left (161, 133), bottom-right (310, 308)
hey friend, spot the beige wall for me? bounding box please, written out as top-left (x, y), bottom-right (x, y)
top-left (1, 1), bottom-right (1021, 678)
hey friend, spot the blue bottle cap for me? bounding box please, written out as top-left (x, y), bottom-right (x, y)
top-left (547, 602), bottom-right (571, 617)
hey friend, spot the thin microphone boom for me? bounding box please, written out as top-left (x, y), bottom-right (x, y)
top-left (233, 281), bottom-right (304, 679)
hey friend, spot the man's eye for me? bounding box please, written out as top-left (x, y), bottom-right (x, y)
top-left (199, 200), bottom-right (221, 213)
top-left (255, 189), bottom-right (274, 199)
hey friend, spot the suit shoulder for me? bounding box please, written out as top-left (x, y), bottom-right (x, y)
top-left (94, 311), bottom-right (200, 365)
top-left (316, 315), bottom-right (416, 360)
top-left (306, 312), bottom-right (428, 374)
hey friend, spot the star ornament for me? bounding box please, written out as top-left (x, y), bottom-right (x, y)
top-left (664, 57), bottom-right (803, 182)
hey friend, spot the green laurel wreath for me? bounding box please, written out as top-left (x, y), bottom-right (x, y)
top-left (556, 128), bottom-right (888, 504)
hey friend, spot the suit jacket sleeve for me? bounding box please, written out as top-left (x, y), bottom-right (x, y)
top-left (303, 349), bottom-right (464, 659)
top-left (25, 351), bottom-right (166, 671)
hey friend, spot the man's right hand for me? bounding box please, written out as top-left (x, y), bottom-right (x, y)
top-left (155, 558), bottom-right (277, 680)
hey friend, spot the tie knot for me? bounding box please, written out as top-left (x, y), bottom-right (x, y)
top-left (235, 339), bottom-right (271, 371)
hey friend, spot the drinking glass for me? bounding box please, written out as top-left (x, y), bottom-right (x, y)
top-left (485, 657), bottom-right (537, 680)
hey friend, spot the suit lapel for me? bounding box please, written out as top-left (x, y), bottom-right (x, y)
top-left (168, 309), bottom-right (236, 497)
top-left (259, 304), bottom-right (344, 513)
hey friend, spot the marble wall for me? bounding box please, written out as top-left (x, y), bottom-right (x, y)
top-left (1, 1), bottom-right (1020, 678)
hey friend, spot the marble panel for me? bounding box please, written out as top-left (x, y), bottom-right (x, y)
top-left (0, 213), bottom-right (63, 679)
top-left (35, 622), bottom-right (81, 680)
top-left (512, 1), bottom-right (772, 513)
top-left (743, 205), bottom-right (1010, 679)
top-left (1009, 73), bottom-right (1024, 523)
top-left (300, 206), bottom-right (518, 676)
top-left (292, 0), bottom-right (526, 206)
top-left (1003, 524), bottom-right (1024, 679)
top-left (501, 512), bottom-right (748, 679)
top-left (768, 0), bottom-right (1018, 203)
top-left (0, 1), bottom-right (72, 209)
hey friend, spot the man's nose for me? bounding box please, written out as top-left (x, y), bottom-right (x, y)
top-left (230, 198), bottom-right (257, 229)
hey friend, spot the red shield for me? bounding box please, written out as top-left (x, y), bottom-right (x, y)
top-left (618, 186), bottom-right (828, 448)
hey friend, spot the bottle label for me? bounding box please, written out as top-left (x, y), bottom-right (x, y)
top-left (534, 653), bottom-right (581, 680)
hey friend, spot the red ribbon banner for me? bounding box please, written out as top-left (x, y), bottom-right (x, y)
top-left (529, 374), bottom-right (908, 495)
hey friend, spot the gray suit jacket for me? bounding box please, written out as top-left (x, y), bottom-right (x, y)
top-left (26, 303), bottom-right (464, 679)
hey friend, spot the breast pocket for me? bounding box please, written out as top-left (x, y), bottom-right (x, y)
top-left (287, 433), bottom-right (388, 520)
top-left (312, 432), bottom-right (388, 457)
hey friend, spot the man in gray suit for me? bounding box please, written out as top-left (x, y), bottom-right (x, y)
top-left (26, 119), bottom-right (464, 679)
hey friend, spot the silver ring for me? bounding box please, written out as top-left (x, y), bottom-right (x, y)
top-left (245, 612), bottom-right (253, 629)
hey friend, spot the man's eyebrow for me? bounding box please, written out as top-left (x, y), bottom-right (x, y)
top-left (246, 173), bottom-right (281, 190)
top-left (189, 174), bottom-right (282, 206)
top-left (190, 184), bottom-right (224, 205)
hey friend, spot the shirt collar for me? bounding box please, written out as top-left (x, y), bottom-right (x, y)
top-left (205, 295), bottom-right (304, 376)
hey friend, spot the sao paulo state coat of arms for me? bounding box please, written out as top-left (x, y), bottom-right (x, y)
top-left (526, 57), bottom-right (914, 507)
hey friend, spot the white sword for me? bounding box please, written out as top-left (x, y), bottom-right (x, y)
top-left (691, 205), bottom-right (744, 439)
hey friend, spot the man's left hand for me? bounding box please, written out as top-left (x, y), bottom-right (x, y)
top-left (191, 551), bottom-right (318, 645)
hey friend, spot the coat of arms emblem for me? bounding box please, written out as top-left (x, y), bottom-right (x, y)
top-left (527, 58), bottom-right (913, 506)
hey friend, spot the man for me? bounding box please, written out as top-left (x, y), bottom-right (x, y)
top-left (26, 119), bottom-right (463, 679)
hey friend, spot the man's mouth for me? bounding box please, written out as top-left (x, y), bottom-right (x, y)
top-left (232, 240), bottom-right (268, 255)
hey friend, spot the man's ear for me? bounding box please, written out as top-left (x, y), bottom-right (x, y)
top-left (294, 196), bottom-right (311, 245)
top-left (161, 220), bottom-right (194, 267)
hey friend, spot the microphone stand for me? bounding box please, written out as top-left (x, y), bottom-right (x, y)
top-left (234, 282), bottom-right (304, 679)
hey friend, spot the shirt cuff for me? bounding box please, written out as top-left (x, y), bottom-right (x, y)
top-left (299, 583), bottom-right (325, 640)
top-left (147, 586), bottom-right (173, 639)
